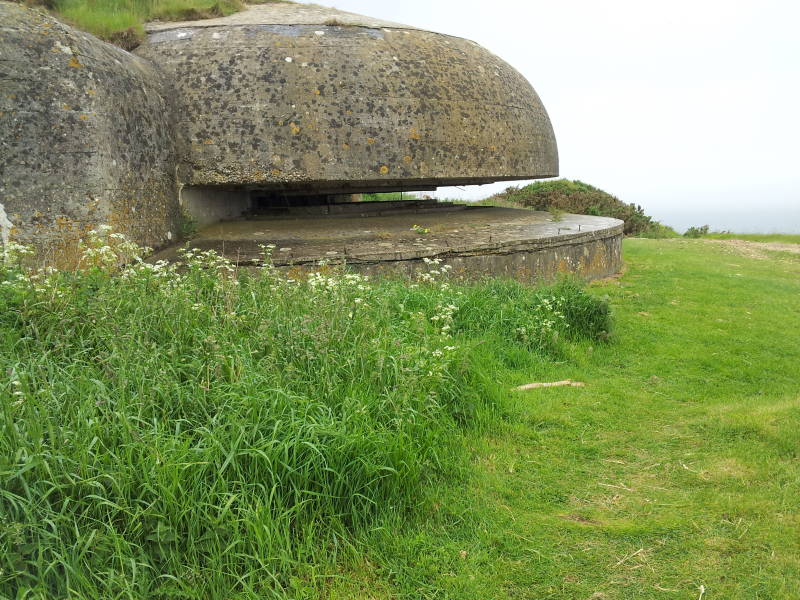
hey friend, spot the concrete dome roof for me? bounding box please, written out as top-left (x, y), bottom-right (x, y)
top-left (136, 2), bottom-right (558, 194)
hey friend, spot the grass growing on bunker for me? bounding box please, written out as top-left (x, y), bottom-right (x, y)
top-left (0, 230), bottom-right (611, 598)
top-left (21, 0), bottom-right (293, 49)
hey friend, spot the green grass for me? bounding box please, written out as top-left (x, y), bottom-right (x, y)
top-left (361, 192), bottom-right (414, 202)
top-left (3, 233), bottom-right (799, 598)
top-left (703, 232), bottom-right (800, 244)
top-left (0, 232), bottom-right (609, 599)
top-left (21, 0), bottom-right (290, 48)
top-left (343, 237), bottom-right (800, 598)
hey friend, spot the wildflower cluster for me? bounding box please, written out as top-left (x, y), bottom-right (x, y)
top-left (79, 224), bottom-right (148, 271)
top-left (513, 293), bottom-right (569, 344)
top-left (119, 259), bottom-right (180, 284)
top-left (417, 257), bottom-right (453, 285)
top-left (429, 302), bottom-right (458, 335)
top-left (1, 241), bottom-right (34, 292)
top-left (1, 240), bottom-right (33, 267)
top-left (178, 247), bottom-right (236, 274)
top-left (307, 271), bottom-right (369, 294)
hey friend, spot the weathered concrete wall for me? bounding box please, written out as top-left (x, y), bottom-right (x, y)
top-left (1, 2), bottom-right (575, 278)
top-left (347, 233), bottom-right (622, 283)
top-left (0, 2), bottom-right (180, 266)
top-left (149, 208), bottom-right (623, 283)
top-left (134, 3), bottom-right (558, 192)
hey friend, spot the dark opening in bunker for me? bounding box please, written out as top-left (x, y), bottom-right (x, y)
top-left (181, 183), bottom-right (452, 228)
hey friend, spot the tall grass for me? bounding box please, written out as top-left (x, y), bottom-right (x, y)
top-left (0, 231), bottom-right (611, 598)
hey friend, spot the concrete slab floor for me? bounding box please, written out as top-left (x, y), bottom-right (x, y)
top-left (151, 206), bottom-right (623, 267)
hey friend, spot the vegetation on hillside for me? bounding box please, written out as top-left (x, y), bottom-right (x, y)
top-left (682, 228), bottom-right (800, 243)
top-left (360, 192), bottom-right (410, 202)
top-left (15, 0), bottom-right (290, 49)
top-left (484, 179), bottom-right (678, 237)
top-left (0, 230), bottom-right (610, 598)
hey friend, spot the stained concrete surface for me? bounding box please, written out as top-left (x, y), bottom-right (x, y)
top-left (1, 2), bottom-right (568, 275)
top-left (0, 1), bottom-right (180, 266)
top-left (135, 3), bottom-right (558, 190)
top-left (152, 207), bottom-right (623, 282)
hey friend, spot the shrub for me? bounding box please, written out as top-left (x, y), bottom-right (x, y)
top-left (684, 225), bottom-right (710, 238)
top-left (488, 179), bottom-right (670, 237)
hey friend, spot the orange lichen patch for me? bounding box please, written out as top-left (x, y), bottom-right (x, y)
top-left (62, 103), bottom-right (70, 110)
top-left (313, 88), bottom-right (321, 95)
top-left (68, 55), bottom-right (81, 68)
top-left (379, 165), bottom-right (389, 174)
top-left (489, 145), bottom-right (497, 151)
top-left (402, 155), bottom-right (413, 164)
top-left (367, 137), bottom-right (376, 145)
top-left (587, 250), bottom-right (609, 276)
top-left (86, 88), bottom-right (96, 96)
top-left (289, 122), bottom-right (301, 135)
top-left (79, 114), bottom-right (88, 120)
top-left (203, 139), bottom-right (214, 145)
top-left (342, 143), bottom-right (350, 150)
top-left (409, 128), bottom-right (422, 140)
top-left (271, 168), bottom-right (281, 176)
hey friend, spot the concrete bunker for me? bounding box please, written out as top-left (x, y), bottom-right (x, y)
top-left (0, 1), bottom-right (622, 281)
top-left (133, 2), bottom-right (561, 233)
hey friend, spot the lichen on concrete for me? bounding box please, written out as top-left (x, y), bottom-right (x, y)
top-left (0, 1), bottom-right (180, 266)
top-left (150, 207), bottom-right (623, 282)
top-left (134, 3), bottom-right (558, 192)
top-left (0, 1), bottom-right (585, 281)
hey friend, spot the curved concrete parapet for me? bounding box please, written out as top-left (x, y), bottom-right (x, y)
top-left (151, 208), bottom-right (623, 283)
top-left (0, 2), bottom-right (179, 265)
top-left (135, 3), bottom-right (558, 193)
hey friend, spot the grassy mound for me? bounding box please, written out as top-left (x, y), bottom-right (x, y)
top-left (16, 0), bottom-right (291, 49)
top-left (0, 231), bottom-right (610, 598)
top-left (486, 179), bottom-right (678, 237)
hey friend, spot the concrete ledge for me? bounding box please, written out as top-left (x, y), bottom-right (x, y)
top-left (152, 206), bottom-right (623, 282)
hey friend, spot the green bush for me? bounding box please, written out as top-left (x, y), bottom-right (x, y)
top-left (684, 225), bottom-right (710, 238)
top-left (0, 231), bottom-right (611, 598)
top-left (361, 192), bottom-right (410, 202)
top-left (488, 179), bottom-right (674, 237)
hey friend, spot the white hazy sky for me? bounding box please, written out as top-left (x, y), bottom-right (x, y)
top-left (296, 0), bottom-right (800, 233)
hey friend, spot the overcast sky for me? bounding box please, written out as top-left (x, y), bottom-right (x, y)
top-left (296, 0), bottom-right (799, 232)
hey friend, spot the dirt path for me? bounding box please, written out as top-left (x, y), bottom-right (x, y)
top-left (702, 238), bottom-right (800, 259)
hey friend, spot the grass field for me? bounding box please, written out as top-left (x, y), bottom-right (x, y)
top-left (339, 237), bottom-right (800, 599)
top-left (2, 234), bottom-right (798, 598)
